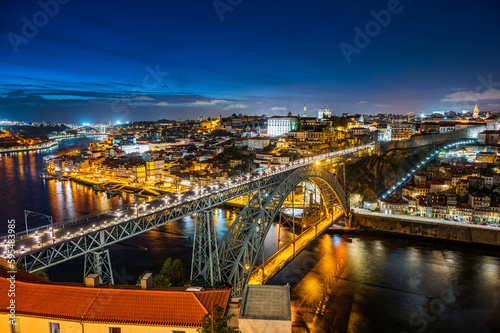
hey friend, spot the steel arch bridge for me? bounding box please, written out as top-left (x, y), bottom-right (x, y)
top-left (11, 145), bottom-right (371, 289)
top-left (216, 163), bottom-right (348, 295)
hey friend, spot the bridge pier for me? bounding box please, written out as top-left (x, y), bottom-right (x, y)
top-left (84, 249), bottom-right (114, 285)
top-left (190, 209), bottom-right (221, 287)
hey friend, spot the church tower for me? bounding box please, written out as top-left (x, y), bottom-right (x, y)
top-left (473, 105), bottom-right (480, 118)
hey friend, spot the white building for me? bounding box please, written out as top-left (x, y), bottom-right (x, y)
top-left (318, 108), bottom-right (332, 120)
top-left (267, 112), bottom-right (298, 137)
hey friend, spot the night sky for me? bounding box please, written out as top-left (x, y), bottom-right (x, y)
top-left (1, 0), bottom-right (500, 123)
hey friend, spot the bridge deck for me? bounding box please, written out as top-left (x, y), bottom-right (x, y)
top-left (248, 211), bottom-right (344, 285)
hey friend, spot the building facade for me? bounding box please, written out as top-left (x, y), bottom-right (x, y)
top-left (267, 112), bottom-right (298, 137)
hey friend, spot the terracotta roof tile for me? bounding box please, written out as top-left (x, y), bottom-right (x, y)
top-left (195, 289), bottom-right (232, 314)
top-left (0, 275), bottom-right (230, 327)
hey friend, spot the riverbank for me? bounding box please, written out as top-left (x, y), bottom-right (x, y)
top-left (69, 176), bottom-right (163, 198)
top-left (0, 141), bottom-right (58, 153)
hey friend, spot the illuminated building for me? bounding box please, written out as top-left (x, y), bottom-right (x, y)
top-left (390, 122), bottom-right (415, 141)
top-left (317, 107), bottom-right (331, 120)
top-left (146, 159), bottom-right (165, 180)
top-left (473, 104), bottom-right (480, 118)
top-left (267, 111), bottom-right (298, 137)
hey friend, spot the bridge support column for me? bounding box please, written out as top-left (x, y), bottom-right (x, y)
top-left (84, 249), bottom-right (114, 285)
top-left (191, 209), bottom-right (221, 287)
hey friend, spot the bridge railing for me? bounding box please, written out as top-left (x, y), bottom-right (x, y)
top-left (1, 204), bottom-right (137, 243)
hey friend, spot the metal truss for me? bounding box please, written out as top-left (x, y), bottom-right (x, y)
top-left (15, 168), bottom-right (292, 272)
top-left (84, 249), bottom-right (114, 285)
top-left (218, 164), bottom-right (347, 295)
top-left (190, 210), bottom-right (221, 287)
top-left (14, 144), bottom-right (369, 276)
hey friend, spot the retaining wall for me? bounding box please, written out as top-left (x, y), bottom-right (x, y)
top-left (351, 212), bottom-right (500, 247)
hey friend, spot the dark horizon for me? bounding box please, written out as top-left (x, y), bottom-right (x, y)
top-left (1, 0), bottom-right (500, 123)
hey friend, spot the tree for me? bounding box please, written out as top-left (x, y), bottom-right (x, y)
top-left (198, 305), bottom-right (240, 333)
top-left (331, 116), bottom-right (341, 128)
top-left (33, 269), bottom-right (49, 280)
top-left (160, 257), bottom-right (188, 286)
top-left (135, 257), bottom-right (188, 287)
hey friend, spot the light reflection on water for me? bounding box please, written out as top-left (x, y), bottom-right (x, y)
top-left (269, 233), bottom-right (500, 333)
top-left (0, 137), bottom-right (135, 233)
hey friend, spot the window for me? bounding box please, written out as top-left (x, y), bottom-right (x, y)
top-left (109, 328), bottom-right (121, 333)
top-left (49, 323), bottom-right (60, 333)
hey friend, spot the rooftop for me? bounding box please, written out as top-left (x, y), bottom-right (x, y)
top-left (239, 285), bottom-right (291, 320)
top-left (0, 267), bottom-right (230, 327)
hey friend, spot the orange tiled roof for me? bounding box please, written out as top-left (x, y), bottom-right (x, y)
top-left (0, 275), bottom-right (230, 327)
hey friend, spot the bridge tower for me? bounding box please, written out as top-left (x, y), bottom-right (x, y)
top-left (84, 249), bottom-right (114, 285)
top-left (190, 210), bottom-right (221, 287)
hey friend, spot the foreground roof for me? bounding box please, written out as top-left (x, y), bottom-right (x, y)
top-left (0, 268), bottom-right (230, 327)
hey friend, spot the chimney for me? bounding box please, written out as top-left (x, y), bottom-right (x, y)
top-left (141, 272), bottom-right (152, 290)
top-left (85, 274), bottom-right (100, 287)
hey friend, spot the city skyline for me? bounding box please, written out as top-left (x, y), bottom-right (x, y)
top-left (1, 0), bottom-right (500, 123)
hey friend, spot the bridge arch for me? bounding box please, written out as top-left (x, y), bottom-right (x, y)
top-left (218, 164), bottom-right (348, 295)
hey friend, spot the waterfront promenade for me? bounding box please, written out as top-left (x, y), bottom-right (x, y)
top-left (0, 141), bottom-right (58, 153)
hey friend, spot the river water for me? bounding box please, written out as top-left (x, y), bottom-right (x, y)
top-left (1, 137), bottom-right (499, 332)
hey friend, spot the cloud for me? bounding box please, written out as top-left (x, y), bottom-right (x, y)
top-left (255, 101), bottom-right (263, 104)
top-left (488, 103), bottom-right (500, 107)
top-left (192, 99), bottom-right (226, 106)
top-left (270, 106), bottom-right (287, 111)
top-left (441, 88), bottom-right (500, 102)
top-left (374, 104), bottom-right (391, 108)
top-left (155, 102), bottom-right (169, 106)
top-left (135, 96), bottom-right (154, 101)
top-left (6, 89), bottom-right (26, 98)
top-left (357, 100), bottom-right (367, 104)
top-left (223, 103), bottom-right (249, 110)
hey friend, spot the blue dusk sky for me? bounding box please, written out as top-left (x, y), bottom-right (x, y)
top-left (1, 0), bottom-right (500, 123)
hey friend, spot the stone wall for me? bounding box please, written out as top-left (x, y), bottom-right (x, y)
top-left (377, 125), bottom-right (485, 153)
top-left (351, 212), bottom-right (500, 247)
